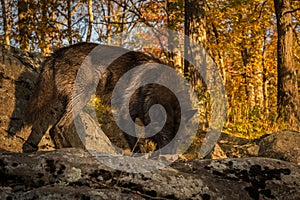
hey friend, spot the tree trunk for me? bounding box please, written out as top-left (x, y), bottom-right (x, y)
top-left (262, 36), bottom-right (269, 113)
top-left (184, 0), bottom-right (206, 78)
top-left (67, 0), bottom-right (72, 45)
top-left (18, 0), bottom-right (30, 51)
top-left (184, 0), bottom-right (208, 131)
top-left (167, 0), bottom-right (183, 69)
top-left (1, 0), bottom-right (10, 45)
top-left (86, 0), bottom-right (94, 42)
top-left (118, 0), bottom-right (126, 45)
top-left (274, 0), bottom-right (300, 130)
top-left (40, 0), bottom-right (51, 55)
top-left (106, 0), bottom-right (112, 45)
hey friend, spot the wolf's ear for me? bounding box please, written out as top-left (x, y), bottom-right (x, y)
top-left (184, 109), bottom-right (198, 123)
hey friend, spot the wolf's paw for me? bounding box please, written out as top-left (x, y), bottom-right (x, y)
top-left (22, 142), bottom-right (38, 153)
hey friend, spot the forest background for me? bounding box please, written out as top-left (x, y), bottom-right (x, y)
top-left (0, 0), bottom-right (299, 141)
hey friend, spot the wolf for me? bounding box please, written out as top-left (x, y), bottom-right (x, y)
top-left (22, 42), bottom-right (195, 155)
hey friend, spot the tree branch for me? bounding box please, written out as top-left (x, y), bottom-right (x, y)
top-left (283, 7), bottom-right (300, 15)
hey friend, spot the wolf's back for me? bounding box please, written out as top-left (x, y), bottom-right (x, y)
top-left (25, 43), bottom-right (98, 124)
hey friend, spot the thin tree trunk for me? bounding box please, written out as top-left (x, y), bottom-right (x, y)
top-left (67, 0), bottom-right (72, 45)
top-left (41, 0), bottom-right (51, 55)
top-left (18, 0), bottom-right (30, 51)
top-left (86, 0), bottom-right (94, 42)
top-left (120, 0), bottom-right (127, 45)
top-left (106, 0), bottom-right (112, 45)
top-left (1, 0), bottom-right (10, 45)
top-left (262, 36), bottom-right (269, 113)
top-left (254, 60), bottom-right (264, 109)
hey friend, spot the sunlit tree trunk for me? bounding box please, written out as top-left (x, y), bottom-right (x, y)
top-left (86, 0), bottom-right (94, 42)
top-left (274, 0), bottom-right (300, 130)
top-left (106, 0), bottom-right (112, 45)
top-left (254, 52), bottom-right (264, 109)
top-left (262, 36), bottom-right (269, 113)
top-left (241, 38), bottom-right (264, 110)
top-left (40, 0), bottom-right (51, 55)
top-left (117, 0), bottom-right (126, 45)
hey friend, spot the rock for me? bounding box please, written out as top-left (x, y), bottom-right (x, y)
top-left (218, 133), bottom-right (260, 158)
top-left (0, 44), bottom-right (44, 152)
top-left (76, 111), bottom-right (117, 154)
top-left (205, 143), bottom-right (227, 159)
top-left (0, 148), bottom-right (300, 199)
top-left (219, 133), bottom-right (250, 145)
top-left (0, 186), bottom-right (144, 200)
top-left (246, 144), bottom-right (260, 156)
top-left (258, 130), bottom-right (300, 165)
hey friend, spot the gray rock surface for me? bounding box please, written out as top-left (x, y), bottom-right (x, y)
top-left (258, 130), bottom-right (300, 165)
top-left (0, 148), bottom-right (300, 199)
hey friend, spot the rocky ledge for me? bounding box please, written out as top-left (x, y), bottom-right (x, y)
top-left (0, 148), bottom-right (300, 200)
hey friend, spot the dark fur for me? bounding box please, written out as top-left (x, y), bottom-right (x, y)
top-left (23, 43), bottom-right (188, 154)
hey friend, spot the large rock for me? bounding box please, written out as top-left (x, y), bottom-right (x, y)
top-left (258, 130), bottom-right (300, 165)
top-left (0, 148), bottom-right (300, 199)
top-left (0, 44), bottom-right (44, 151)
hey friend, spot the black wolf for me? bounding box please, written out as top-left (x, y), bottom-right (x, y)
top-left (23, 43), bottom-right (195, 154)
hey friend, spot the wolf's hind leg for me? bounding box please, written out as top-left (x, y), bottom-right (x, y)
top-left (23, 105), bottom-right (61, 152)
